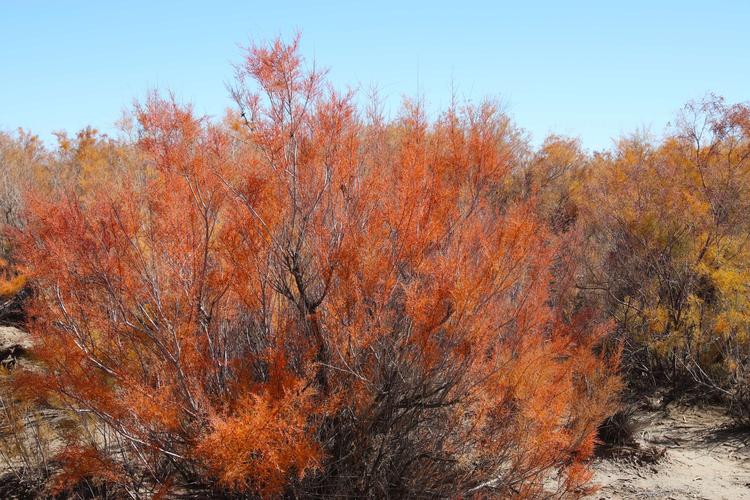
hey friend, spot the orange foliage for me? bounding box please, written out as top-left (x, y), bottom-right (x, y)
top-left (14, 37), bottom-right (618, 497)
top-left (49, 445), bottom-right (125, 496)
top-left (0, 258), bottom-right (25, 298)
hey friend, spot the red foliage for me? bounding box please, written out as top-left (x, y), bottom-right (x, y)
top-left (14, 38), bottom-right (618, 497)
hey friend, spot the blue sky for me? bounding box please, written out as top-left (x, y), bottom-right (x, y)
top-left (1, 1), bottom-right (748, 150)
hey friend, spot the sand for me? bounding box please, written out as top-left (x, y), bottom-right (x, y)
top-left (591, 405), bottom-right (750, 499)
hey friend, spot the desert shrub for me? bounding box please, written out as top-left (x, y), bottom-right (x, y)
top-left (11, 38), bottom-right (618, 498)
top-left (729, 383), bottom-right (750, 426)
top-left (728, 361), bottom-right (750, 426)
top-left (0, 127), bottom-right (142, 327)
top-left (0, 129), bottom-right (48, 233)
top-left (576, 97), bottom-right (750, 400)
top-left (597, 404), bottom-right (642, 449)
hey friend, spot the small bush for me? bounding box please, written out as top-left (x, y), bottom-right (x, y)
top-left (597, 404), bottom-right (642, 449)
top-left (729, 369), bottom-right (750, 426)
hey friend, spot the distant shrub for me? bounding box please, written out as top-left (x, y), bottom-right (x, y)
top-left (578, 96), bottom-right (750, 401)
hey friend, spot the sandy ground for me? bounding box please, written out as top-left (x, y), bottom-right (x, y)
top-left (590, 405), bottom-right (750, 499)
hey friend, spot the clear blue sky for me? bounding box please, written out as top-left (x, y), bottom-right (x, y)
top-left (2, 1), bottom-right (748, 151)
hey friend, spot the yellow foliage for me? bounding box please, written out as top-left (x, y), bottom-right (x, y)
top-left (647, 306), bottom-right (669, 335)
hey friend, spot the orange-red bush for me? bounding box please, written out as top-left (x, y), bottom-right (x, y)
top-left (14, 38), bottom-right (618, 497)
